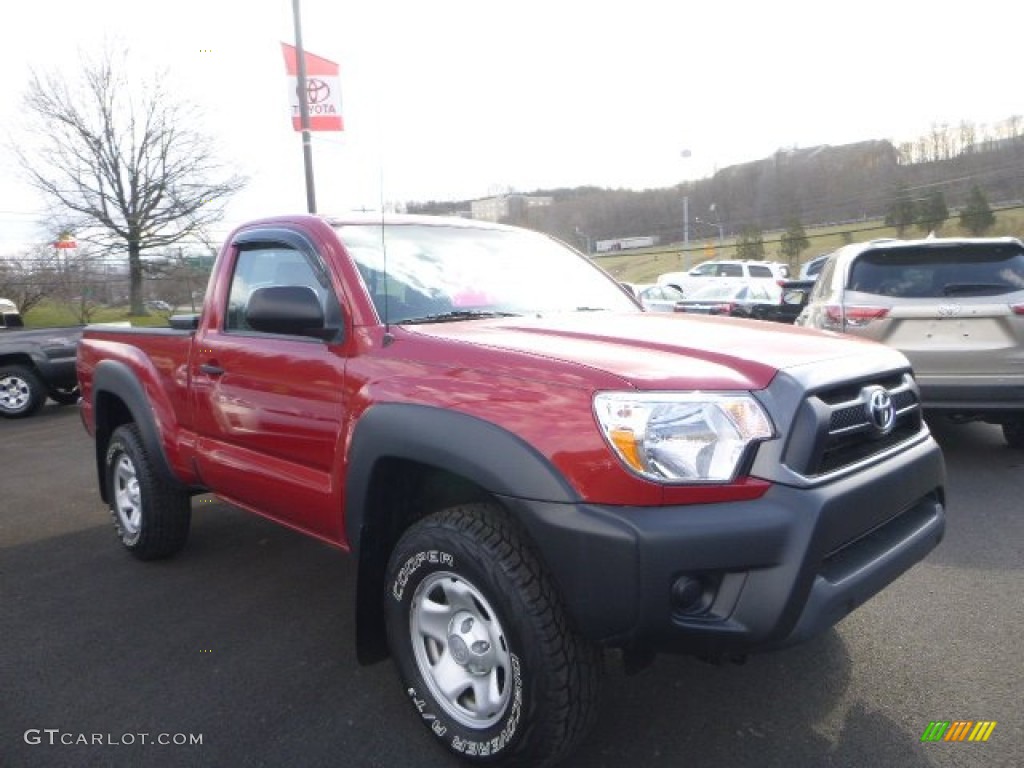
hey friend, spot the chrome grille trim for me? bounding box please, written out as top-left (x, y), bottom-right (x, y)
top-left (787, 371), bottom-right (924, 477)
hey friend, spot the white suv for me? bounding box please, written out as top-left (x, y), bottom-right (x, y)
top-left (657, 260), bottom-right (789, 296)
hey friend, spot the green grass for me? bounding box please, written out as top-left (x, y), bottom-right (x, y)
top-left (23, 301), bottom-right (173, 328)
top-left (595, 206), bottom-right (1024, 284)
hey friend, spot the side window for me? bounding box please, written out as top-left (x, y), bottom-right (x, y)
top-left (811, 257), bottom-right (837, 301)
top-left (748, 265), bottom-right (772, 278)
top-left (719, 264), bottom-right (743, 277)
top-left (225, 245), bottom-right (342, 336)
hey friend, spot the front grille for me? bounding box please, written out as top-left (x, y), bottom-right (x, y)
top-left (787, 372), bottom-right (923, 476)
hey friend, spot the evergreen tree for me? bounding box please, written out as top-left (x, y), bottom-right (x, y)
top-left (959, 185), bottom-right (996, 236)
top-left (780, 218), bottom-right (810, 272)
top-left (884, 189), bottom-right (916, 236)
top-left (916, 191), bottom-right (949, 235)
top-left (736, 227), bottom-right (765, 260)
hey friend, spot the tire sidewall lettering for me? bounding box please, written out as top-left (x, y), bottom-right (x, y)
top-left (390, 549), bottom-right (454, 601)
top-left (389, 545), bottom-right (527, 757)
top-left (405, 652), bottom-right (524, 758)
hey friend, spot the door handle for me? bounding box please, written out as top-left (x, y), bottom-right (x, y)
top-left (199, 363), bottom-right (225, 376)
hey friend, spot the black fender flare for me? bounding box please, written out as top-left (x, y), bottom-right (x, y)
top-left (345, 403), bottom-right (579, 663)
top-left (91, 360), bottom-right (177, 504)
top-left (0, 346), bottom-right (50, 381)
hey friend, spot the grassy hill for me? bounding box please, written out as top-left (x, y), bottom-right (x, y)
top-left (594, 205), bottom-right (1024, 284)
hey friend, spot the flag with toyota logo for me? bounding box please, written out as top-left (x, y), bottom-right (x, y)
top-left (281, 43), bottom-right (343, 131)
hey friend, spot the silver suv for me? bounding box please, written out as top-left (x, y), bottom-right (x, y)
top-left (797, 237), bottom-right (1024, 447)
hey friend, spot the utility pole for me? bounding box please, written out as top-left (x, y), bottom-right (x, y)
top-left (292, 0), bottom-right (317, 214)
top-left (682, 195), bottom-right (689, 269)
top-left (683, 196), bottom-right (690, 246)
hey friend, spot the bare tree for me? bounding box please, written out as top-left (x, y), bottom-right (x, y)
top-left (143, 247), bottom-right (214, 313)
top-left (958, 121), bottom-right (977, 155)
top-left (0, 245), bottom-right (58, 314)
top-left (45, 241), bottom-right (113, 324)
top-left (14, 45), bottom-right (245, 315)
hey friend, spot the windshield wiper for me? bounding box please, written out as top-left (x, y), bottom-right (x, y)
top-left (395, 310), bottom-right (523, 325)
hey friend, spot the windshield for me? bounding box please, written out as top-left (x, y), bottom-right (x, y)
top-left (335, 223), bottom-right (638, 323)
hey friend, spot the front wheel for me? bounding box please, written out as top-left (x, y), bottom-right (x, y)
top-left (385, 503), bottom-right (601, 767)
top-left (105, 424), bottom-right (191, 559)
top-left (0, 365), bottom-right (46, 418)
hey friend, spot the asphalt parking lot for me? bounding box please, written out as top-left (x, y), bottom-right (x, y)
top-left (2, 404), bottom-right (1022, 767)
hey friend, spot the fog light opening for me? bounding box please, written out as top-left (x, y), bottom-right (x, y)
top-left (671, 573), bottom-right (720, 616)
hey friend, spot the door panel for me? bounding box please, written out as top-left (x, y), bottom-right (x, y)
top-left (191, 240), bottom-right (347, 541)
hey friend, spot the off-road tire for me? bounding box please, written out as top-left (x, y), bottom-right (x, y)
top-left (384, 503), bottom-right (602, 767)
top-left (0, 364), bottom-right (46, 418)
top-left (1002, 418), bottom-right (1024, 449)
top-left (105, 424), bottom-right (191, 560)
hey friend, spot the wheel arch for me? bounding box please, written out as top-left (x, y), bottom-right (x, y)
top-left (91, 360), bottom-right (177, 504)
top-left (0, 351), bottom-right (41, 371)
top-left (345, 403), bottom-right (579, 664)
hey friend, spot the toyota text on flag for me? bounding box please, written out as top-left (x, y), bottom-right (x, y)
top-left (280, 43), bottom-right (343, 132)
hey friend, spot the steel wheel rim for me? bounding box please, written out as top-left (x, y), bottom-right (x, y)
top-left (113, 455), bottom-right (142, 534)
top-left (0, 375), bottom-right (30, 411)
top-left (409, 570), bottom-right (512, 729)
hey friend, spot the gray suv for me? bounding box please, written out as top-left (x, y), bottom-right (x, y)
top-left (797, 236), bottom-right (1024, 447)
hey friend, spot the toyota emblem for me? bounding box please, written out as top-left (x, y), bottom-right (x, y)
top-left (862, 386), bottom-right (895, 435)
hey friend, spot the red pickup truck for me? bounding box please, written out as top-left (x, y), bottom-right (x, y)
top-left (78, 214), bottom-right (946, 766)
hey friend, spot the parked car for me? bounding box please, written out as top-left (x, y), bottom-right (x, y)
top-left (629, 283), bottom-right (686, 312)
top-left (657, 259), bottom-right (789, 295)
top-left (1, 298), bottom-right (24, 328)
top-left (796, 236), bottom-right (1024, 447)
top-left (772, 279), bottom-right (817, 323)
top-left (799, 252), bottom-right (832, 279)
top-left (0, 309), bottom-right (82, 417)
top-left (672, 280), bottom-right (784, 319)
top-left (145, 299), bottom-right (173, 312)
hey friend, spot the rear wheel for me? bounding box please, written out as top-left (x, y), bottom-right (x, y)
top-left (105, 424), bottom-right (191, 559)
top-left (1002, 417), bottom-right (1024, 449)
top-left (0, 365), bottom-right (46, 418)
top-left (385, 503), bottom-right (601, 766)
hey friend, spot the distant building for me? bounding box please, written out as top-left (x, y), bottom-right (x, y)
top-left (470, 194), bottom-right (553, 223)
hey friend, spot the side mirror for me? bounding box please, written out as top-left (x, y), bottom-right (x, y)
top-left (245, 286), bottom-right (331, 339)
top-left (169, 314), bottom-right (200, 331)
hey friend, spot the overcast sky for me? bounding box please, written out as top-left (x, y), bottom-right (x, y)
top-left (1, 0), bottom-right (1021, 249)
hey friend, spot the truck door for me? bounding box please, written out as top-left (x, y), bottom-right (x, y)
top-left (191, 230), bottom-right (348, 541)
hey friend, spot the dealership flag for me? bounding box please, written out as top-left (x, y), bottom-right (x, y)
top-left (281, 43), bottom-right (343, 132)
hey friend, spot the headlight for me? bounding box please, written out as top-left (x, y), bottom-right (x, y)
top-left (593, 392), bottom-right (774, 483)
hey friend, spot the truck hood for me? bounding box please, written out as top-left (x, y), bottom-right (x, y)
top-left (403, 311), bottom-right (893, 391)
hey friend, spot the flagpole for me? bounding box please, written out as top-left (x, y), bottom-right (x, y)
top-left (292, 0), bottom-right (317, 214)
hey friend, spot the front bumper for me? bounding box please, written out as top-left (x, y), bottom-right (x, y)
top-left (503, 433), bottom-right (945, 656)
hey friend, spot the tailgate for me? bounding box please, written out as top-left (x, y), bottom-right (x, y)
top-left (861, 300), bottom-right (1024, 377)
